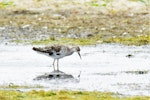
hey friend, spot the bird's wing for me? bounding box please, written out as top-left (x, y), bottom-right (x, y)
top-left (49, 45), bottom-right (62, 52)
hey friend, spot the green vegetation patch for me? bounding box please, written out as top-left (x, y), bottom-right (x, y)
top-left (103, 35), bottom-right (150, 46)
top-left (31, 35), bottom-right (150, 46)
top-left (0, 1), bottom-right (14, 9)
top-left (0, 90), bottom-right (149, 100)
top-left (32, 35), bottom-right (103, 45)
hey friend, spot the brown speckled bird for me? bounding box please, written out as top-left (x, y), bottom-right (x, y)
top-left (33, 45), bottom-right (81, 71)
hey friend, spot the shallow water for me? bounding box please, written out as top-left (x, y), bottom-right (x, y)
top-left (0, 44), bottom-right (150, 96)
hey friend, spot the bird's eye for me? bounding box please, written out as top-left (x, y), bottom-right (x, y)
top-left (77, 47), bottom-right (80, 51)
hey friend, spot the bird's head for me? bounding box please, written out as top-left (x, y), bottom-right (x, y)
top-left (72, 46), bottom-right (81, 59)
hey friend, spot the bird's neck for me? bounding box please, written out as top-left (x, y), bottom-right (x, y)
top-left (66, 48), bottom-right (75, 56)
top-left (67, 50), bottom-right (74, 56)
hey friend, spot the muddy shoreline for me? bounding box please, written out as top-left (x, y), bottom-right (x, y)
top-left (0, 0), bottom-right (149, 45)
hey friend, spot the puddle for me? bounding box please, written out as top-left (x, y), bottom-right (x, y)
top-left (0, 44), bottom-right (150, 96)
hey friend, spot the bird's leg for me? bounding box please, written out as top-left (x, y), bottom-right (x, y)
top-left (57, 59), bottom-right (59, 71)
top-left (52, 59), bottom-right (56, 71)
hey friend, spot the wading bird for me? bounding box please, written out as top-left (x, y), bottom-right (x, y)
top-left (33, 45), bottom-right (81, 71)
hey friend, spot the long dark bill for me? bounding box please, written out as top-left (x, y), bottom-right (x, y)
top-left (78, 52), bottom-right (82, 59)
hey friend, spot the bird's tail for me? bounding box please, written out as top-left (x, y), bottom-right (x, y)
top-left (32, 47), bottom-right (44, 52)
